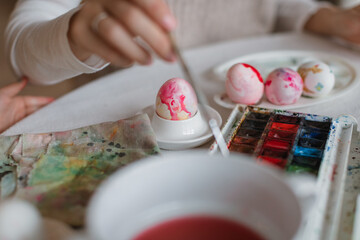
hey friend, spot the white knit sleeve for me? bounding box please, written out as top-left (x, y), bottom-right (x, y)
top-left (276, 0), bottom-right (332, 32)
top-left (6, 0), bottom-right (109, 85)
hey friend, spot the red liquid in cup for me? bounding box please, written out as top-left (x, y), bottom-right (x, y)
top-left (133, 215), bottom-right (266, 240)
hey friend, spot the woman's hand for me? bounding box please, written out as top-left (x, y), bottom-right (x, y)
top-left (305, 5), bottom-right (360, 44)
top-left (0, 78), bottom-right (54, 133)
top-left (68, 0), bottom-right (177, 67)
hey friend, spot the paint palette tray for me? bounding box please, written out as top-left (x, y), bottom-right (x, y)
top-left (221, 107), bottom-right (332, 174)
top-left (210, 106), bottom-right (360, 240)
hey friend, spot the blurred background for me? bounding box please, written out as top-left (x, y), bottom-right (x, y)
top-left (339, 0), bottom-right (360, 6)
top-left (0, 0), bottom-right (358, 98)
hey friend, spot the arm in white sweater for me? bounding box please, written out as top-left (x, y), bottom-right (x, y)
top-left (276, 0), bottom-right (331, 32)
top-left (6, 0), bottom-right (108, 85)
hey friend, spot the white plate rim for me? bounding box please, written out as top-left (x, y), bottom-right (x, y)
top-left (213, 50), bottom-right (358, 81)
top-left (212, 50), bottom-right (360, 110)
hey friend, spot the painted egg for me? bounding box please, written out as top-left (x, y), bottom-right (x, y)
top-left (156, 78), bottom-right (198, 120)
top-left (265, 68), bottom-right (303, 105)
top-left (298, 61), bottom-right (335, 97)
top-left (225, 63), bottom-right (264, 105)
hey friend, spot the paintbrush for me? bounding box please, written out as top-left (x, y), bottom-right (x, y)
top-left (169, 33), bottom-right (229, 157)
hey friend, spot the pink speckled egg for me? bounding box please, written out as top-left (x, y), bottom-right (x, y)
top-left (225, 63), bottom-right (264, 105)
top-left (265, 68), bottom-right (303, 105)
top-left (156, 78), bottom-right (198, 120)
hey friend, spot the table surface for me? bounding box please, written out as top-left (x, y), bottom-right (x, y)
top-left (4, 32), bottom-right (360, 139)
top-left (3, 32), bottom-right (360, 240)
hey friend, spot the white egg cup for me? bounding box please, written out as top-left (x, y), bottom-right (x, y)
top-left (151, 109), bottom-right (209, 142)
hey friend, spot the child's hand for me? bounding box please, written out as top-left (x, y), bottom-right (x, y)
top-left (0, 78), bottom-right (54, 133)
top-left (68, 0), bottom-right (177, 67)
top-left (305, 5), bottom-right (360, 44)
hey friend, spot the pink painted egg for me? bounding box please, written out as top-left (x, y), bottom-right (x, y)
top-left (156, 78), bottom-right (198, 120)
top-left (265, 68), bottom-right (303, 105)
top-left (225, 63), bottom-right (264, 105)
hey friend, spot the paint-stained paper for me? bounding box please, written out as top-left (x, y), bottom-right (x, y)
top-left (0, 114), bottom-right (160, 226)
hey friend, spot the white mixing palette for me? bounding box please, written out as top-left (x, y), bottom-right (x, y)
top-left (210, 106), bottom-right (360, 240)
top-left (303, 115), bottom-right (360, 240)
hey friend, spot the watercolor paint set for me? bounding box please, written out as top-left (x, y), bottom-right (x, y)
top-left (210, 106), bottom-right (360, 240)
top-left (223, 107), bottom-right (332, 175)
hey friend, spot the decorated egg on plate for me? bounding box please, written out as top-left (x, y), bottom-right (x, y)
top-left (225, 63), bottom-right (264, 105)
top-left (298, 61), bottom-right (335, 97)
top-left (156, 78), bottom-right (198, 120)
top-left (265, 68), bottom-right (303, 105)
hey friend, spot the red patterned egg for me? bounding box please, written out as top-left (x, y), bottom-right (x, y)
top-left (225, 63), bottom-right (264, 105)
top-left (156, 78), bottom-right (198, 120)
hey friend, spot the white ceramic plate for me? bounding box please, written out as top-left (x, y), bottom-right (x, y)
top-left (213, 50), bottom-right (359, 110)
top-left (141, 105), bottom-right (222, 150)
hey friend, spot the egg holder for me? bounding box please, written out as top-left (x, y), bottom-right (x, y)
top-left (144, 105), bottom-right (222, 150)
top-left (151, 109), bottom-right (208, 141)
